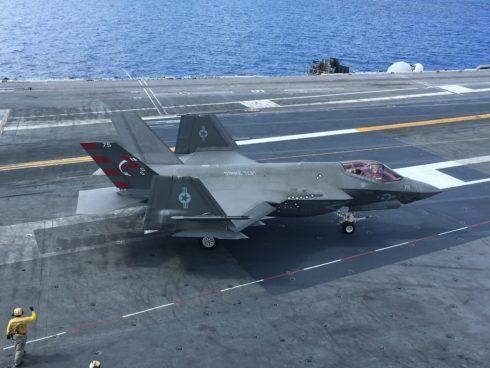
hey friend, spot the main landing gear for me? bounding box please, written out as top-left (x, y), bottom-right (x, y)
top-left (336, 210), bottom-right (367, 234)
top-left (199, 236), bottom-right (218, 250)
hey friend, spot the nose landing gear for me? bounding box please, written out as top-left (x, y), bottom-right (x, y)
top-left (336, 210), bottom-right (367, 234)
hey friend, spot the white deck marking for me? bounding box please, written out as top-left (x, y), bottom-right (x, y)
top-left (395, 155), bottom-right (490, 189)
top-left (438, 85), bottom-right (474, 94)
top-left (287, 91), bottom-right (452, 107)
top-left (122, 303), bottom-right (175, 318)
top-left (0, 109), bottom-right (10, 134)
top-left (125, 70), bottom-right (164, 116)
top-left (375, 242), bottom-right (410, 252)
top-left (3, 332), bottom-right (66, 350)
top-left (4, 119), bottom-right (110, 131)
top-left (142, 79), bottom-right (168, 114)
top-left (13, 108), bottom-right (155, 120)
top-left (302, 259), bottom-right (341, 271)
top-left (240, 99), bottom-right (280, 109)
top-left (220, 279), bottom-right (265, 292)
top-left (438, 227), bottom-right (468, 236)
top-left (438, 84), bottom-right (490, 94)
top-left (237, 129), bottom-right (357, 145)
top-left (274, 87), bottom-right (420, 101)
top-left (146, 87), bottom-right (422, 110)
top-left (2, 220), bottom-right (488, 349)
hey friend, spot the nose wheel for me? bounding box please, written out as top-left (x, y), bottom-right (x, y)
top-left (342, 222), bottom-right (356, 234)
top-left (200, 236), bottom-right (218, 249)
top-left (336, 210), bottom-right (366, 235)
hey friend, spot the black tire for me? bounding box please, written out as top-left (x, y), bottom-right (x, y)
top-left (342, 222), bottom-right (356, 234)
top-left (200, 236), bottom-right (218, 249)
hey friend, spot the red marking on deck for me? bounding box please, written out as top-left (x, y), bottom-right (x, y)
top-left (17, 219), bottom-right (490, 347)
top-left (341, 250), bottom-right (375, 261)
top-left (468, 220), bottom-right (490, 228)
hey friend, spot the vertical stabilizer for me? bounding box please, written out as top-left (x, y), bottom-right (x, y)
top-left (111, 112), bottom-right (182, 165)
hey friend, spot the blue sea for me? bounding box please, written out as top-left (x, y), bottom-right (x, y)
top-left (1, 0), bottom-right (489, 79)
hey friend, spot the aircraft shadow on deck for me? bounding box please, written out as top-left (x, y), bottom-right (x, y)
top-left (32, 185), bottom-right (489, 297)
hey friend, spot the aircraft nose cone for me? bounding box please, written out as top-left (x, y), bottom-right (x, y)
top-left (416, 182), bottom-right (442, 199)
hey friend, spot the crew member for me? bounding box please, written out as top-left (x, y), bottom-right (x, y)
top-left (5, 306), bottom-right (37, 367)
top-left (89, 360), bottom-right (101, 368)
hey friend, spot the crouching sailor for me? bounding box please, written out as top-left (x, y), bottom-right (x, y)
top-left (5, 306), bottom-right (37, 367)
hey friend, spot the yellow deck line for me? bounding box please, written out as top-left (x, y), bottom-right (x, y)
top-left (0, 156), bottom-right (93, 171)
top-left (355, 113), bottom-right (490, 132)
top-left (1, 113), bottom-right (489, 172)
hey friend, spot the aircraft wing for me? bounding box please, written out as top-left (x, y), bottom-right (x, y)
top-left (143, 175), bottom-right (281, 238)
top-left (179, 150), bottom-right (256, 165)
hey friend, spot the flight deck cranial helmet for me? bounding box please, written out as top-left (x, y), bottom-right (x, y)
top-left (12, 307), bottom-right (23, 317)
top-left (89, 360), bottom-right (101, 368)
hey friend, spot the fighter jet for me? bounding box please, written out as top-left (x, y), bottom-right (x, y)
top-left (78, 112), bottom-right (440, 249)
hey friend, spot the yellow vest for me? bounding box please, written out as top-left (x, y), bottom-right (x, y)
top-left (6, 311), bottom-right (37, 336)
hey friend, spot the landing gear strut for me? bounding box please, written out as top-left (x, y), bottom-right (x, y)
top-left (200, 236), bottom-right (218, 249)
top-left (336, 210), bottom-right (366, 234)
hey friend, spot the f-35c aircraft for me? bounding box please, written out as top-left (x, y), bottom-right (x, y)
top-left (78, 112), bottom-right (440, 249)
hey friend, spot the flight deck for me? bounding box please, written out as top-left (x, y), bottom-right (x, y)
top-left (0, 71), bottom-right (489, 367)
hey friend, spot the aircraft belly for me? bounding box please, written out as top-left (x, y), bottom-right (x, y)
top-left (273, 199), bottom-right (347, 217)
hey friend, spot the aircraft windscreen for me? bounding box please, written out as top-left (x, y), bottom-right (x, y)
top-left (341, 161), bottom-right (401, 183)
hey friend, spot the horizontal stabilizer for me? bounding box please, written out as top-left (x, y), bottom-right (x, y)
top-left (172, 231), bottom-right (248, 240)
top-left (76, 187), bottom-right (145, 214)
top-left (81, 142), bottom-right (156, 190)
top-left (111, 112), bottom-right (182, 165)
top-left (175, 114), bottom-right (238, 154)
top-left (171, 215), bottom-right (251, 221)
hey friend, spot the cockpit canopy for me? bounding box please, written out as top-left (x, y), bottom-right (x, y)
top-left (341, 160), bottom-right (402, 183)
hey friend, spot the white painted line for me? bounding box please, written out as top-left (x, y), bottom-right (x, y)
top-left (220, 279), bottom-right (265, 292)
top-left (287, 91), bottom-right (452, 108)
top-left (283, 88), bottom-right (345, 93)
top-left (4, 119), bottom-right (109, 131)
top-left (146, 86), bottom-right (168, 114)
top-left (142, 115), bottom-right (179, 121)
top-left (152, 87), bottom-right (422, 110)
top-left (125, 76), bottom-right (164, 116)
top-left (237, 128), bottom-right (357, 146)
top-left (375, 242), bottom-right (410, 252)
top-left (140, 82), bottom-right (163, 115)
top-left (438, 85), bottom-right (474, 94)
top-left (3, 332), bottom-right (66, 350)
top-left (303, 259), bottom-right (341, 271)
top-left (122, 303), bottom-right (175, 318)
top-left (438, 227), bottom-right (468, 236)
top-left (438, 85), bottom-right (490, 94)
top-left (275, 87), bottom-right (420, 101)
top-left (0, 109), bottom-right (11, 135)
top-left (14, 108), bottom-right (156, 120)
top-left (395, 154), bottom-right (490, 189)
top-left (123, 69), bottom-right (133, 79)
top-left (240, 99), bottom-right (280, 109)
top-left (456, 155), bottom-right (490, 165)
top-left (459, 178), bottom-right (490, 187)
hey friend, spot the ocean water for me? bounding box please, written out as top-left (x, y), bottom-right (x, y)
top-left (1, 0), bottom-right (489, 79)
